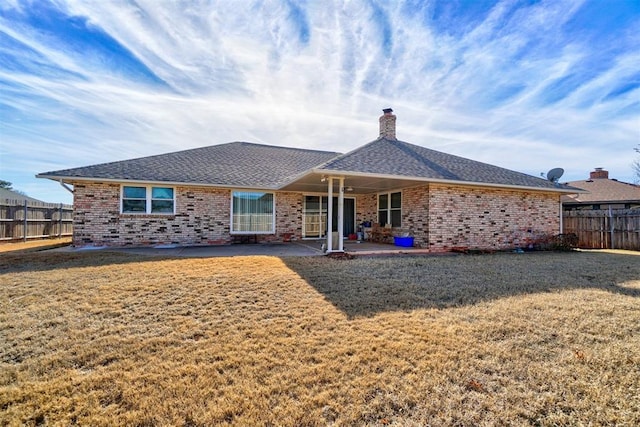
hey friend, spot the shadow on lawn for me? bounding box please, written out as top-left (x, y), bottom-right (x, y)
top-left (283, 252), bottom-right (640, 318)
top-left (3, 249), bottom-right (639, 319)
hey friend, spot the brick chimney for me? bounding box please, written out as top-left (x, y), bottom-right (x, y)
top-left (379, 108), bottom-right (396, 140)
top-left (589, 167), bottom-right (609, 179)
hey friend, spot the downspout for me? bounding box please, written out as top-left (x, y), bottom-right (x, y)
top-left (559, 197), bottom-right (563, 234)
top-left (58, 179), bottom-right (74, 194)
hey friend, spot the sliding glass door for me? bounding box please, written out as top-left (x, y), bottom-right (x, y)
top-left (303, 196), bottom-right (355, 238)
top-left (303, 196), bottom-right (328, 238)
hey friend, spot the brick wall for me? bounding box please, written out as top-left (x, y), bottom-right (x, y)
top-left (426, 184), bottom-right (560, 251)
top-left (72, 182), bottom-right (232, 247)
top-left (72, 182), bottom-right (121, 247)
top-left (273, 192), bottom-right (303, 242)
top-left (71, 181), bottom-right (560, 251)
top-left (400, 186), bottom-right (430, 248)
top-left (71, 183), bottom-right (309, 247)
top-left (356, 194), bottom-right (377, 226)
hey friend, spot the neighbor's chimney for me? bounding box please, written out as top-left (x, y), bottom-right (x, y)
top-left (379, 108), bottom-right (396, 140)
top-left (589, 167), bottom-right (609, 179)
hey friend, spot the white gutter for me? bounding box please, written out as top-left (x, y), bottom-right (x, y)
top-left (39, 170), bottom-right (587, 195)
top-left (36, 175), bottom-right (280, 192)
top-left (309, 169), bottom-right (586, 194)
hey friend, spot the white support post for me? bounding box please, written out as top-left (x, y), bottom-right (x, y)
top-left (326, 177), bottom-right (333, 252)
top-left (338, 177), bottom-right (345, 252)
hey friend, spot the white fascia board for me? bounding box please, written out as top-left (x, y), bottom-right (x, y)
top-left (309, 169), bottom-right (586, 194)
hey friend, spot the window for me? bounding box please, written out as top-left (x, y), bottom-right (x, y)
top-left (378, 191), bottom-right (401, 227)
top-left (122, 185), bottom-right (175, 214)
top-left (150, 187), bottom-right (174, 213)
top-left (231, 191), bottom-right (274, 233)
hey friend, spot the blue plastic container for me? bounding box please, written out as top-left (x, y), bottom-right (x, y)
top-left (393, 236), bottom-right (414, 247)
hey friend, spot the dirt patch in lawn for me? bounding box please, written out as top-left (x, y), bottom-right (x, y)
top-left (1, 251), bottom-right (639, 426)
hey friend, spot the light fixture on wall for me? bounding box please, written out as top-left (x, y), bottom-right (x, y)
top-left (320, 175), bottom-right (327, 182)
top-left (346, 186), bottom-right (353, 192)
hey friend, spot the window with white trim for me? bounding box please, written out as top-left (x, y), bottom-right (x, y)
top-left (121, 185), bottom-right (175, 214)
top-left (231, 191), bottom-right (275, 233)
top-left (378, 191), bottom-right (401, 227)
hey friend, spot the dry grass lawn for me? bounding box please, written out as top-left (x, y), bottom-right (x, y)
top-left (1, 248), bottom-right (639, 426)
top-left (0, 238), bottom-right (71, 254)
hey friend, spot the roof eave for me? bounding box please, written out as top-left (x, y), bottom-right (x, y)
top-left (562, 199), bottom-right (640, 204)
top-left (35, 174), bottom-right (280, 192)
top-left (311, 169), bottom-right (585, 194)
top-left (38, 171), bottom-right (586, 195)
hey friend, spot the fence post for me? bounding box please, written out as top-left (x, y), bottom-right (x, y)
top-left (59, 203), bottom-right (63, 237)
top-left (23, 200), bottom-right (28, 242)
top-left (609, 206), bottom-right (614, 250)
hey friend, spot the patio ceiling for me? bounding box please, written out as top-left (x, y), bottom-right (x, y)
top-left (279, 171), bottom-right (428, 194)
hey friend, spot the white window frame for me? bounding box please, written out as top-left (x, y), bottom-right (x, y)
top-left (120, 185), bottom-right (176, 215)
top-left (230, 190), bottom-right (276, 234)
top-left (378, 191), bottom-right (402, 227)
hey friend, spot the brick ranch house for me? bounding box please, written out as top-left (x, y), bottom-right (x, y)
top-left (37, 109), bottom-right (580, 252)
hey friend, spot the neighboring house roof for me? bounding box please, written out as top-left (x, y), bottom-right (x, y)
top-left (562, 176), bottom-right (640, 205)
top-left (37, 142), bottom-right (340, 190)
top-left (0, 188), bottom-right (44, 203)
top-left (318, 137), bottom-right (568, 191)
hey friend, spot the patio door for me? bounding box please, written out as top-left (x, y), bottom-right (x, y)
top-left (331, 197), bottom-right (355, 235)
top-left (303, 196), bottom-right (355, 238)
top-left (303, 196), bottom-right (328, 238)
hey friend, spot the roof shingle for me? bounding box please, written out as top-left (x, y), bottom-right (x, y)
top-left (38, 142), bottom-right (340, 189)
top-left (319, 137), bottom-right (569, 190)
top-left (38, 138), bottom-right (579, 192)
top-left (562, 178), bottom-right (640, 204)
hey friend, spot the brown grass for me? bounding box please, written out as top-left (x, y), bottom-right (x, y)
top-left (1, 250), bottom-right (639, 426)
top-left (0, 238), bottom-right (71, 253)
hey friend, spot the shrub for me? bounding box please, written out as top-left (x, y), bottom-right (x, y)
top-left (550, 233), bottom-right (579, 251)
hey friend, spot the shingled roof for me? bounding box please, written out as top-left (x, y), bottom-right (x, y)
top-left (38, 142), bottom-right (340, 189)
top-left (562, 177), bottom-right (640, 204)
top-left (318, 137), bottom-right (570, 191)
top-left (38, 110), bottom-right (580, 193)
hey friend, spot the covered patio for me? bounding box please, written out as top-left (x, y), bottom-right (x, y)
top-left (281, 172), bottom-right (426, 253)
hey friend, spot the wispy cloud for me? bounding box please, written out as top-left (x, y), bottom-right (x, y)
top-left (1, 0), bottom-right (638, 202)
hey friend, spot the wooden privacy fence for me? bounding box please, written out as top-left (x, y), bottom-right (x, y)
top-left (563, 209), bottom-right (640, 250)
top-left (0, 199), bottom-right (73, 241)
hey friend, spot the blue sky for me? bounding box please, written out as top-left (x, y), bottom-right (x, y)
top-left (1, 0), bottom-right (639, 204)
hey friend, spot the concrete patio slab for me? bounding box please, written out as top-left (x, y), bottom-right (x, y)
top-left (46, 239), bottom-right (428, 257)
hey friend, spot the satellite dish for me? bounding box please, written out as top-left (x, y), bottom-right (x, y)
top-left (546, 168), bottom-right (564, 183)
